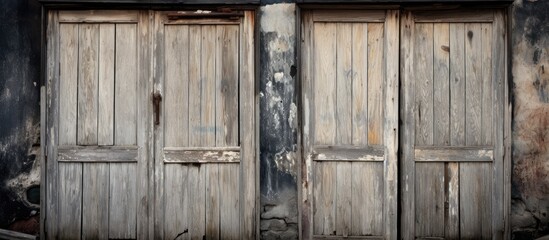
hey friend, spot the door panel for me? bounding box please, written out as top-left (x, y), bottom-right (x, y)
top-left (401, 10), bottom-right (506, 239)
top-left (153, 12), bottom-right (255, 240)
top-left (46, 10), bottom-right (149, 239)
top-left (301, 10), bottom-right (399, 239)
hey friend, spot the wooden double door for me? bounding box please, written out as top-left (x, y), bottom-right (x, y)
top-left (301, 9), bottom-right (507, 239)
top-left (44, 10), bottom-right (255, 239)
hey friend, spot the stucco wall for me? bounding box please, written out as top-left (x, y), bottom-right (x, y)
top-left (0, 0), bottom-right (42, 235)
top-left (511, 0), bottom-right (549, 238)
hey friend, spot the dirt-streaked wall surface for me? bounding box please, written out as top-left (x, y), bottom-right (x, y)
top-left (511, 0), bottom-right (549, 238)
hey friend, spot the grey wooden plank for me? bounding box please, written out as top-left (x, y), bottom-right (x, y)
top-left (152, 12), bottom-right (164, 239)
top-left (46, 11), bottom-right (60, 239)
top-left (314, 162), bottom-right (336, 235)
top-left (98, 24), bottom-right (115, 146)
top-left (433, 23), bottom-right (450, 146)
top-left (336, 23), bottom-right (352, 146)
top-left (413, 22), bottom-right (433, 147)
top-left (77, 23), bottom-right (99, 145)
top-left (413, 10), bottom-right (494, 23)
top-left (115, 23), bottom-right (137, 146)
top-left (58, 163), bottom-right (82, 240)
top-left (481, 23), bottom-right (493, 146)
top-left (351, 23), bottom-right (368, 146)
top-left (164, 148), bottom-right (240, 163)
top-left (216, 25), bottom-right (239, 147)
top-left (164, 24), bottom-right (189, 148)
top-left (59, 10), bottom-right (139, 23)
top-left (336, 162), bottom-right (352, 237)
top-left (445, 162), bottom-right (459, 239)
top-left (313, 22), bottom-right (337, 145)
top-left (206, 164), bottom-right (221, 240)
top-left (351, 162), bottom-right (383, 236)
top-left (0, 229), bottom-right (36, 240)
top-left (415, 163), bottom-right (445, 238)
top-left (40, 87), bottom-right (46, 240)
top-left (399, 11), bottom-right (415, 240)
top-left (109, 163), bottom-right (137, 239)
top-left (219, 164), bottom-right (240, 239)
top-left (82, 163), bottom-right (109, 240)
top-left (449, 23), bottom-right (466, 146)
top-left (201, 25), bottom-right (217, 147)
top-left (383, 10), bottom-right (399, 240)
top-left (163, 164), bottom-right (189, 240)
top-left (465, 23), bottom-right (483, 146)
top-left (493, 10), bottom-right (506, 239)
top-left (57, 145), bottom-right (138, 161)
top-left (367, 23), bottom-right (384, 146)
top-left (460, 163), bottom-right (492, 239)
top-left (312, 235), bottom-right (383, 239)
top-left (313, 10), bottom-right (385, 22)
top-left (240, 11), bottom-right (256, 239)
top-left (59, 23), bottom-right (78, 146)
top-left (189, 25), bottom-right (202, 148)
top-left (188, 165), bottom-right (207, 239)
top-left (414, 147), bottom-right (493, 162)
top-left (313, 145), bottom-right (384, 161)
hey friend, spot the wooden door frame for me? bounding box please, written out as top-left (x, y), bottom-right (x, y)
top-left (399, 7), bottom-right (511, 239)
top-left (298, 8), bottom-right (399, 240)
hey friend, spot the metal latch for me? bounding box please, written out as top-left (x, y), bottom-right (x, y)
top-left (152, 92), bottom-right (162, 126)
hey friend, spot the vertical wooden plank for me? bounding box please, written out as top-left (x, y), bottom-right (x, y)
top-left (46, 11), bottom-right (60, 239)
top-left (384, 10), bottom-right (400, 240)
top-left (336, 23), bottom-right (352, 145)
top-left (188, 24), bottom-right (206, 240)
top-left (415, 163), bottom-right (445, 237)
top-left (201, 25), bottom-right (216, 147)
top-left (77, 23), bottom-right (99, 145)
top-left (314, 162), bottom-right (336, 236)
top-left (481, 23), bottom-right (493, 146)
top-left (109, 163), bottom-right (137, 239)
top-left (164, 25), bottom-right (189, 148)
top-left (216, 25), bottom-right (239, 147)
top-left (58, 163), bottom-right (82, 240)
top-left (465, 23), bottom-right (483, 146)
top-left (153, 12), bottom-right (165, 240)
top-left (445, 162), bottom-right (460, 239)
top-left (111, 23), bottom-right (138, 239)
top-left (351, 23), bottom-right (368, 146)
top-left (240, 11), bottom-right (256, 239)
top-left (217, 24), bottom-right (240, 239)
top-left (450, 23), bottom-right (466, 147)
top-left (335, 162), bottom-right (351, 237)
top-left (206, 164), bottom-right (220, 240)
top-left (367, 23), bottom-right (384, 146)
top-left (59, 23), bottom-right (78, 146)
top-left (400, 11), bottom-right (416, 240)
top-left (82, 163), bottom-right (109, 240)
top-left (433, 23), bottom-right (450, 146)
top-left (189, 25), bottom-right (202, 150)
top-left (351, 162), bottom-right (383, 236)
top-left (414, 23), bottom-right (433, 147)
top-left (188, 166), bottom-right (206, 239)
top-left (313, 22), bottom-right (337, 145)
top-left (163, 165), bottom-right (189, 240)
top-left (115, 23), bottom-right (137, 146)
top-left (493, 10), bottom-right (507, 239)
top-left (98, 24), bottom-right (115, 146)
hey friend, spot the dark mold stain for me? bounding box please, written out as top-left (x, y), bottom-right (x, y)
top-left (467, 30), bottom-right (473, 40)
top-left (533, 48), bottom-right (541, 64)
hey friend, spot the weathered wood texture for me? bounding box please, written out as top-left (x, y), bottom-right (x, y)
top-left (46, 10), bottom-right (149, 239)
top-left (154, 11), bottom-right (254, 239)
top-left (400, 9), bottom-right (506, 239)
top-left (302, 9), bottom-right (397, 239)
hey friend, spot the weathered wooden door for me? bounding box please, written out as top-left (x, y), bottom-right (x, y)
top-left (400, 9), bottom-right (507, 239)
top-left (45, 10), bottom-right (150, 239)
top-left (152, 11), bottom-right (256, 240)
top-left (301, 10), bottom-right (399, 239)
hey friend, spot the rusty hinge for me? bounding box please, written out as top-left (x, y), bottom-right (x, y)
top-left (167, 8), bottom-right (244, 20)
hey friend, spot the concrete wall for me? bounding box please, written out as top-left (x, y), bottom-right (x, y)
top-left (511, 0), bottom-right (549, 238)
top-left (0, 0), bottom-right (548, 239)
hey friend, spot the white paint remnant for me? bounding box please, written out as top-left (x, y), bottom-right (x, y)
top-left (260, 3), bottom-right (296, 35)
top-left (274, 72), bottom-right (284, 82)
top-left (274, 150), bottom-right (297, 178)
top-left (266, 81), bottom-right (282, 109)
top-left (288, 102), bottom-right (297, 130)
